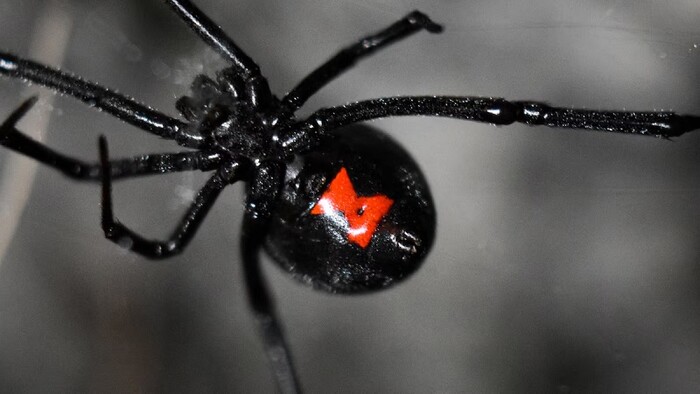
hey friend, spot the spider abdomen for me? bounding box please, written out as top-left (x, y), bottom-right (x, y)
top-left (264, 126), bottom-right (436, 293)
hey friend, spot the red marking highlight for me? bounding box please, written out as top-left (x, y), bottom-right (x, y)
top-left (311, 167), bottom-right (393, 248)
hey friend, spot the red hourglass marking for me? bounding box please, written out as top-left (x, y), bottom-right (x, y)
top-left (311, 167), bottom-right (393, 248)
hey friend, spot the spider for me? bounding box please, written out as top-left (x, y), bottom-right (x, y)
top-left (1, 0), bottom-right (699, 392)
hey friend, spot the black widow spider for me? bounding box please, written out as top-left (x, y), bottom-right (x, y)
top-left (1, 0), bottom-right (699, 392)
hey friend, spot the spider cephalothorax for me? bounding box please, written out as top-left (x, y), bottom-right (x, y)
top-left (176, 69), bottom-right (290, 160)
top-left (1, 0), bottom-right (698, 393)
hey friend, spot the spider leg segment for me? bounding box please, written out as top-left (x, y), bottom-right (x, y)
top-left (281, 96), bottom-right (700, 153)
top-left (510, 101), bottom-right (700, 137)
top-left (241, 214), bottom-right (301, 394)
top-left (241, 161), bottom-right (301, 394)
top-left (0, 52), bottom-right (203, 147)
top-left (166, 0), bottom-right (273, 109)
top-left (167, 0), bottom-right (260, 77)
top-left (0, 97), bottom-right (221, 180)
top-left (99, 136), bottom-right (245, 259)
top-left (282, 10), bottom-right (443, 111)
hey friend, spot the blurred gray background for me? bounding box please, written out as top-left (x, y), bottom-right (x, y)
top-left (1, 0), bottom-right (699, 392)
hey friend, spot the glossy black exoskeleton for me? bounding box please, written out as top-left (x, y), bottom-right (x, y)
top-left (1, 1), bottom-right (699, 393)
top-left (266, 126), bottom-right (435, 293)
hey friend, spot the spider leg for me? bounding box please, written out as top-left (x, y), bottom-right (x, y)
top-left (166, 0), bottom-right (260, 76)
top-left (241, 162), bottom-right (301, 394)
top-left (281, 96), bottom-right (700, 153)
top-left (241, 216), bottom-right (302, 394)
top-left (99, 136), bottom-right (244, 259)
top-left (166, 0), bottom-right (272, 108)
top-left (0, 97), bottom-right (220, 180)
top-left (0, 53), bottom-right (203, 147)
top-left (281, 11), bottom-right (443, 111)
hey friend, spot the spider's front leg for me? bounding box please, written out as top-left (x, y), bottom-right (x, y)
top-left (98, 137), bottom-right (245, 259)
top-left (240, 161), bottom-right (301, 394)
top-left (0, 97), bottom-right (222, 180)
top-left (0, 52), bottom-right (203, 147)
top-left (166, 0), bottom-right (260, 77)
top-left (166, 0), bottom-right (273, 110)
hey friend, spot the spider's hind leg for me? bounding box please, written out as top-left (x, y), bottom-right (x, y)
top-left (241, 214), bottom-right (301, 394)
top-left (240, 162), bottom-right (301, 394)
